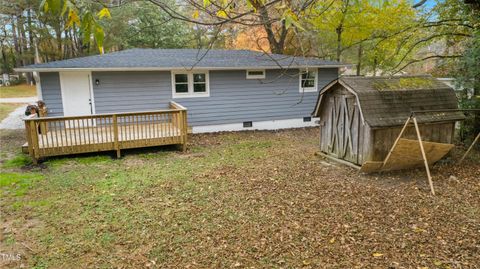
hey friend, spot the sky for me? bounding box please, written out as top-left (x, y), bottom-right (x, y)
top-left (423, 0), bottom-right (438, 10)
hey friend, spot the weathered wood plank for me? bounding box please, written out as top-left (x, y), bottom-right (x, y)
top-left (361, 138), bottom-right (453, 173)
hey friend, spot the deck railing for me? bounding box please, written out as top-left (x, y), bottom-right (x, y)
top-left (24, 101), bottom-right (188, 164)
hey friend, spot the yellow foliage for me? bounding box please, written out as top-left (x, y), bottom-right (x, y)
top-left (66, 10), bottom-right (80, 28)
top-left (229, 26), bottom-right (270, 52)
top-left (217, 10), bottom-right (228, 18)
top-left (97, 8), bottom-right (111, 19)
top-left (192, 9), bottom-right (200, 19)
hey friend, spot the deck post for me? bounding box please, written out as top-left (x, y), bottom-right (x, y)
top-left (112, 114), bottom-right (121, 158)
top-left (182, 110), bottom-right (188, 152)
top-left (24, 120), bottom-right (35, 163)
top-left (28, 120), bottom-right (40, 164)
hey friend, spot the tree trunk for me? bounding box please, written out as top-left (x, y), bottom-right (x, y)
top-left (336, 0), bottom-right (350, 62)
top-left (18, 15), bottom-right (33, 84)
top-left (1, 46), bottom-right (7, 74)
top-left (73, 24), bottom-right (82, 56)
top-left (336, 24), bottom-right (343, 62)
top-left (252, 2), bottom-right (287, 54)
top-left (33, 37), bottom-right (41, 64)
top-left (26, 9), bottom-right (35, 84)
top-left (372, 57), bottom-right (378, 77)
top-left (356, 42), bottom-right (363, 76)
top-left (11, 16), bottom-right (21, 68)
top-left (70, 28), bottom-right (77, 56)
top-left (64, 29), bottom-right (70, 59)
top-left (1, 24), bottom-right (8, 73)
top-left (53, 22), bottom-right (63, 60)
top-left (18, 16), bottom-right (28, 59)
top-left (27, 9), bottom-right (35, 50)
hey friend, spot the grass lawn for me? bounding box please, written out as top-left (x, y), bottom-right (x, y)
top-left (0, 84), bottom-right (36, 98)
top-left (0, 128), bottom-right (479, 268)
top-left (0, 103), bottom-right (22, 122)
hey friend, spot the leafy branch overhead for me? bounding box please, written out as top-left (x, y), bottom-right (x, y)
top-left (40, 0), bottom-right (111, 53)
top-left (1, 0), bottom-right (478, 88)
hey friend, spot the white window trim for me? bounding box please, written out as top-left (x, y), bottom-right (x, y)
top-left (246, 69), bottom-right (266, 79)
top-left (171, 70), bottom-right (210, 98)
top-left (299, 69), bottom-right (318, 93)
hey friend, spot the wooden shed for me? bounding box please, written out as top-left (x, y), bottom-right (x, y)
top-left (312, 76), bottom-right (464, 167)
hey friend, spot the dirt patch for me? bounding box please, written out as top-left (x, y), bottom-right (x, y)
top-left (0, 129), bottom-right (26, 162)
top-left (0, 216), bottom-right (44, 268)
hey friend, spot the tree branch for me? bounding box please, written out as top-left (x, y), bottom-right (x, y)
top-left (393, 54), bottom-right (462, 74)
top-left (412, 0), bottom-right (428, 9)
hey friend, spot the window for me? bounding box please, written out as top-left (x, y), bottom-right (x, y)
top-left (303, 117), bottom-right (312, 122)
top-left (172, 71), bottom-right (210, 98)
top-left (193, 73), bottom-right (206, 93)
top-left (246, 70), bottom-right (266, 79)
top-left (299, 69), bottom-right (318, 92)
top-left (174, 74), bottom-right (188, 93)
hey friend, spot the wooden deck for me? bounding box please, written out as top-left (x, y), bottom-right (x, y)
top-left (23, 102), bottom-right (188, 163)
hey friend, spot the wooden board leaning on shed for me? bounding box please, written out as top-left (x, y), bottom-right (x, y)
top-left (360, 138), bottom-right (454, 173)
top-left (359, 115), bottom-right (457, 195)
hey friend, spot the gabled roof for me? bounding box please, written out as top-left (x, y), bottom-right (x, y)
top-left (16, 48), bottom-right (348, 72)
top-left (313, 75), bottom-right (464, 127)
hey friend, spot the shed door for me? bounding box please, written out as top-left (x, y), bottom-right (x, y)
top-left (327, 95), bottom-right (361, 163)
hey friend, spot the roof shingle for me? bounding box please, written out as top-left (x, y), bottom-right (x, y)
top-left (18, 48), bottom-right (346, 70)
top-left (314, 76), bottom-right (464, 127)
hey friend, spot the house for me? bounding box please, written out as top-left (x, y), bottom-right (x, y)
top-left (16, 48), bottom-right (348, 133)
top-left (312, 75), bottom-right (464, 167)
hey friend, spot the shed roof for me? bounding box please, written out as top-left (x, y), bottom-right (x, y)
top-left (313, 76), bottom-right (464, 127)
top-left (16, 48), bottom-right (348, 72)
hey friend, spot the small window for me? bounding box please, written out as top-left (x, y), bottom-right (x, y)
top-left (246, 70), bottom-right (266, 79)
top-left (172, 71), bottom-right (210, 98)
top-left (299, 69), bottom-right (318, 92)
top-left (174, 74), bottom-right (189, 93)
top-left (303, 117), bottom-right (312, 122)
top-left (193, 73), bottom-right (206, 93)
top-left (243, 121), bottom-right (253, 128)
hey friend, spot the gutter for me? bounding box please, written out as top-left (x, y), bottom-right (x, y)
top-left (14, 64), bottom-right (353, 73)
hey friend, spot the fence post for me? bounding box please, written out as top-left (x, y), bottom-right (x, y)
top-left (113, 114), bottom-right (121, 158)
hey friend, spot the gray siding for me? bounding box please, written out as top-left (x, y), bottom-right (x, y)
top-left (92, 71), bottom-right (171, 114)
top-left (174, 68), bottom-right (338, 126)
top-left (39, 72), bottom-right (63, 116)
top-left (45, 68), bottom-right (338, 127)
